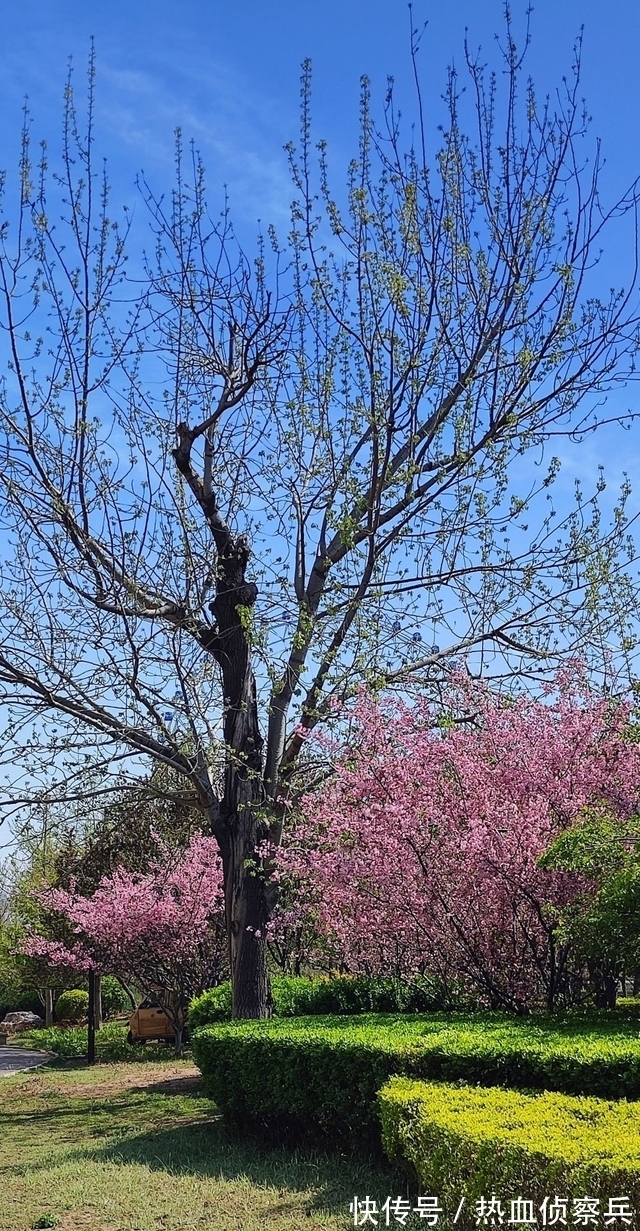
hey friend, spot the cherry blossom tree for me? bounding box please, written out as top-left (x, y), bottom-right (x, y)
top-left (22, 834), bottom-right (226, 1052)
top-left (277, 677), bottom-right (640, 1011)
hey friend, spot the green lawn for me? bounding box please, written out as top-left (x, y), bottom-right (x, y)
top-left (0, 1057), bottom-right (412, 1231)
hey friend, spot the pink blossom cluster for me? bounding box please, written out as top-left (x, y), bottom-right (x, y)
top-left (21, 834), bottom-right (227, 1010)
top-left (278, 677), bottom-right (640, 1010)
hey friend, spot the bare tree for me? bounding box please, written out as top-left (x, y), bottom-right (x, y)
top-left (0, 22), bottom-right (639, 1015)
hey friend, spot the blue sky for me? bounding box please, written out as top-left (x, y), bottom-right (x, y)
top-left (1, 0), bottom-right (638, 224)
top-left (0, 1), bottom-right (635, 547)
top-left (1, 1), bottom-right (638, 480)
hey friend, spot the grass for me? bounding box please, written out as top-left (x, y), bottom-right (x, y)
top-left (7, 1011), bottom-right (639, 1230)
top-left (15, 1022), bottom-right (149, 1063)
top-left (0, 1057), bottom-right (416, 1231)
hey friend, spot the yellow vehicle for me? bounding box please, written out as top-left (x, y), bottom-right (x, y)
top-left (126, 1000), bottom-right (188, 1045)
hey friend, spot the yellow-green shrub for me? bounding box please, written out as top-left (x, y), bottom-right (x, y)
top-left (379, 1078), bottom-right (640, 1223)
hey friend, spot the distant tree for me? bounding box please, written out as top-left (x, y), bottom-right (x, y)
top-left (22, 834), bottom-right (226, 1053)
top-left (7, 765), bottom-right (201, 1024)
top-left (0, 850), bottom-right (81, 1022)
top-left (50, 769), bottom-right (202, 896)
top-left (540, 807), bottom-right (640, 1007)
top-left (0, 19), bottom-right (639, 1016)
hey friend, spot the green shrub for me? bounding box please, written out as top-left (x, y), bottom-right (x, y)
top-left (284, 974), bottom-right (453, 1015)
top-left (19, 1021), bottom-right (149, 1061)
top-left (0, 987), bottom-right (43, 1019)
top-left (188, 982), bottom-right (233, 1030)
top-left (379, 1077), bottom-right (640, 1221)
top-left (100, 976), bottom-right (131, 1019)
top-left (54, 989), bottom-right (89, 1023)
top-left (191, 1012), bottom-right (640, 1142)
top-left (188, 974), bottom-right (453, 1031)
top-left (616, 996), bottom-right (640, 1013)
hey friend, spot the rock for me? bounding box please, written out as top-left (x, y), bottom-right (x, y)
top-left (1, 1011), bottom-right (44, 1030)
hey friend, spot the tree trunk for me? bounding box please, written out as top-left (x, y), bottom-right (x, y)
top-left (591, 965), bottom-right (618, 1009)
top-left (44, 988), bottom-right (54, 1027)
top-left (224, 825), bottom-right (272, 1018)
top-left (173, 1019), bottom-right (184, 1057)
top-left (209, 534), bottom-right (273, 1020)
top-left (546, 932), bottom-right (557, 1012)
top-left (95, 975), bottom-right (103, 1030)
top-left (219, 715), bottom-right (272, 1018)
top-left (118, 978), bottom-right (137, 1010)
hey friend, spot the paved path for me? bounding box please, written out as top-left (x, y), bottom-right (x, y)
top-left (0, 1046), bottom-right (51, 1075)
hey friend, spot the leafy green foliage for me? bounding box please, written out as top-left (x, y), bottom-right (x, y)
top-left (540, 808), bottom-right (640, 1003)
top-left (188, 974), bottom-right (457, 1031)
top-left (616, 996), bottom-right (640, 1012)
top-left (191, 1012), bottom-right (640, 1143)
top-left (100, 975), bottom-right (132, 1018)
top-left (188, 983), bottom-right (233, 1029)
top-left (0, 950), bottom-right (41, 1019)
top-left (54, 989), bottom-right (89, 1023)
top-left (50, 772), bottom-right (202, 896)
top-left (379, 1078), bottom-right (640, 1209)
top-left (19, 1021), bottom-right (149, 1061)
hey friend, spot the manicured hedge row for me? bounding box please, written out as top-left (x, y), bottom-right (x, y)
top-left (187, 974), bottom-right (452, 1030)
top-left (379, 1078), bottom-right (640, 1219)
top-left (191, 1012), bottom-right (640, 1140)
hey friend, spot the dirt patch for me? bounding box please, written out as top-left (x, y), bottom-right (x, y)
top-left (53, 1214), bottom-right (117, 1231)
top-left (74, 1063), bottom-right (202, 1099)
top-left (3, 1061), bottom-right (202, 1102)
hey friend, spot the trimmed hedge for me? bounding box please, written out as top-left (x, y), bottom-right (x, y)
top-left (379, 1078), bottom-right (640, 1218)
top-left (188, 974), bottom-right (452, 1031)
top-left (191, 1012), bottom-right (640, 1141)
top-left (54, 989), bottom-right (89, 1023)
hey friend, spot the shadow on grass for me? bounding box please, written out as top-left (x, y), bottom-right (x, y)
top-left (2, 1085), bottom-right (405, 1220)
top-left (135, 1074), bottom-right (204, 1096)
top-left (97, 1118), bottom-right (403, 1218)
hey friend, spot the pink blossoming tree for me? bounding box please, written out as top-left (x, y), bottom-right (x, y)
top-left (277, 677), bottom-right (640, 1011)
top-left (22, 834), bottom-right (226, 1052)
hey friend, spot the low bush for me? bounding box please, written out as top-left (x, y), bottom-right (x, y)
top-left (54, 989), bottom-right (89, 1023)
top-left (379, 1078), bottom-right (640, 1221)
top-left (100, 976), bottom-right (131, 1019)
top-left (187, 974), bottom-right (454, 1031)
top-left (18, 1021), bottom-right (170, 1061)
top-left (191, 1012), bottom-right (640, 1142)
top-left (188, 982), bottom-right (233, 1029)
top-left (616, 996), bottom-right (640, 1013)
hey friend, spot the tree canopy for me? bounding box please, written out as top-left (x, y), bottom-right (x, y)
top-left (276, 676), bottom-right (640, 1010)
top-left (0, 21), bottom-right (639, 1013)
